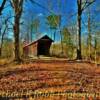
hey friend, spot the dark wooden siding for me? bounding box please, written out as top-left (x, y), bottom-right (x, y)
top-left (23, 35), bottom-right (53, 57)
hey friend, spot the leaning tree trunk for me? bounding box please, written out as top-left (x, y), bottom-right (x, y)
top-left (77, 0), bottom-right (82, 60)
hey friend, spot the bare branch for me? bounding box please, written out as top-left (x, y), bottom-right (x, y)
top-left (0, 0), bottom-right (7, 15)
top-left (9, 0), bottom-right (14, 8)
top-left (81, 0), bottom-right (96, 11)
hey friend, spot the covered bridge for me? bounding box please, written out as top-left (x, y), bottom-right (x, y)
top-left (23, 35), bottom-right (54, 57)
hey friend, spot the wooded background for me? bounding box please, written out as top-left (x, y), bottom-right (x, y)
top-left (0, 0), bottom-right (100, 63)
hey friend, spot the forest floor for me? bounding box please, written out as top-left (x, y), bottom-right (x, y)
top-left (0, 58), bottom-right (100, 100)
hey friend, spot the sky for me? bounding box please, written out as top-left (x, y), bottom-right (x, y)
top-left (0, 0), bottom-right (100, 42)
top-left (23, 0), bottom-right (77, 41)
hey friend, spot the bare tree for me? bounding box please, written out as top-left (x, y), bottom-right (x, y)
top-left (77, 0), bottom-right (95, 60)
top-left (31, 18), bottom-right (40, 40)
top-left (87, 8), bottom-right (92, 60)
top-left (0, 0), bottom-right (7, 57)
top-left (10, 0), bottom-right (24, 62)
top-left (0, 14), bottom-right (13, 57)
top-left (0, 18), bottom-right (8, 56)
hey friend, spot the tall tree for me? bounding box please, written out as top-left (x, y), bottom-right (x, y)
top-left (10, 0), bottom-right (24, 62)
top-left (32, 18), bottom-right (40, 39)
top-left (77, 0), bottom-right (95, 60)
top-left (46, 15), bottom-right (61, 54)
top-left (87, 8), bottom-right (92, 60)
top-left (0, 17), bottom-right (8, 56)
top-left (57, 0), bottom-right (64, 54)
top-left (77, 0), bottom-right (82, 59)
top-left (0, 0), bottom-right (7, 56)
top-left (61, 27), bottom-right (73, 58)
top-left (46, 14), bottom-right (61, 40)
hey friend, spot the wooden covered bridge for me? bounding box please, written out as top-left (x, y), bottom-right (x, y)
top-left (23, 35), bottom-right (54, 57)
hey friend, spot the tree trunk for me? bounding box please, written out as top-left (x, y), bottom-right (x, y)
top-left (77, 0), bottom-right (82, 60)
top-left (13, 16), bottom-right (20, 61)
top-left (94, 36), bottom-right (97, 64)
top-left (0, 0), bottom-right (7, 56)
top-left (52, 29), bottom-right (56, 55)
top-left (0, 33), bottom-right (4, 57)
top-left (0, 48), bottom-right (1, 56)
top-left (60, 30), bottom-right (63, 55)
top-left (0, 23), bottom-right (7, 57)
top-left (30, 23), bottom-right (33, 42)
top-left (59, 16), bottom-right (63, 55)
top-left (87, 10), bottom-right (92, 61)
top-left (11, 0), bottom-right (23, 62)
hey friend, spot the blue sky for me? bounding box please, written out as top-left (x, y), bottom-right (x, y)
top-left (23, 0), bottom-right (77, 41)
top-left (0, 0), bottom-right (100, 42)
